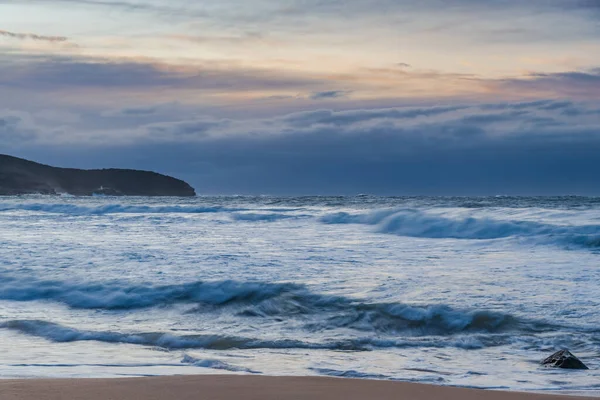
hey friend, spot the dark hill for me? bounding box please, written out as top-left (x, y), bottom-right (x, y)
top-left (0, 155), bottom-right (196, 196)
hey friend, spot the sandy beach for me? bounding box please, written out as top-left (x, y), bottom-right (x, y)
top-left (0, 376), bottom-right (597, 400)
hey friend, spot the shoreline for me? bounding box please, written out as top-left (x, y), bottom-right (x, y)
top-left (0, 375), bottom-right (598, 400)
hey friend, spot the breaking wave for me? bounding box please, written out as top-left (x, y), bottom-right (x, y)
top-left (0, 276), bottom-right (556, 336)
top-left (0, 320), bottom-right (309, 350)
top-left (0, 277), bottom-right (300, 310)
top-left (181, 355), bottom-right (259, 373)
top-left (320, 209), bottom-right (600, 247)
top-left (309, 368), bottom-right (391, 380)
top-left (1, 319), bottom-right (585, 352)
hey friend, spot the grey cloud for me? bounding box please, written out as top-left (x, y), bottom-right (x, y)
top-left (142, 123), bottom-right (600, 195)
top-left (576, 0), bottom-right (600, 9)
top-left (0, 29), bottom-right (68, 43)
top-left (529, 71), bottom-right (600, 82)
top-left (8, 0), bottom-right (597, 14)
top-left (0, 0), bottom-right (194, 16)
top-left (0, 112), bottom-right (41, 144)
top-left (2, 53), bottom-right (599, 104)
top-left (0, 57), bottom-right (180, 88)
top-left (309, 90), bottom-right (351, 100)
top-left (2, 0), bottom-right (597, 45)
top-left (526, 116), bottom-right (565, 128)
top-left (282, 106), bottom-right (467, 128)
top-left (458, 111), bottom-right (530, 125)
top-left (478, 100), bottom-right (595, 119)
top-left (115, 106), bottom-right (157, 116)
top-left (273, 0), bottom-right (600, 21)
top-left (102, 105), bottom-right (160, 117)
top-left (145, 119), bottom-right (227, 139)
top-left (25, 123), bottom-right (600, 196)
top-left (0, 55), bottom-right (328, 93)
top-left (496, 70), bottom-right (600, 98)
top-left (537, 101), bottom-right (574, 111)
top-left (480, 100), bottom-right (561, 111)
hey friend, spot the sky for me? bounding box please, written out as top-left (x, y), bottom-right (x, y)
top-left (1, 0), bottom-right (600, 195)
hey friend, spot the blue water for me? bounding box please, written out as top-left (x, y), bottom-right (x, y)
top-left (0, 195), bottom-right (598, 394)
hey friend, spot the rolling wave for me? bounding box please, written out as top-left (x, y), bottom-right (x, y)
top-left (0, 277), bottom-right (300, 310)
top-left (181, 355), bottom-right (259, 373)
top-left (0, 320), bottom-right (308, 350)
top-left (0, 276), bottom-right (555, 336)
top-left (309, 368), bottom-right (392, 380)
top-left (320, 209), bottom-right (600, 247)
top-left (1, 319), bottom-right (589, 352)
top-left (0, 320), bottom-right (513, 351)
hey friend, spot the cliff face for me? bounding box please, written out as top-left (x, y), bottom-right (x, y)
top-left (0, 155), bottom-right (196, 196)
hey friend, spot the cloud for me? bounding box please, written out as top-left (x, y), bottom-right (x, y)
top-left (8, 99), bottom-right (600, 145)
top-left (144, 119), bottom-right (227, 140)
top-left (272, 0), bottom-right (590, 15)
top-left (7, 0), bottom-right (597, 15)
top-left (492, 69), bottom-right (600, 99)
top-left (480, 100), bottom-right (560, 111)
top-left (0, 0), bottom-right (184, 14)
top-left (0, 55), bottom-right (328, 93)
top-left (0, 110), bottom-right (46, 144)
top-left (0, 29), bottom-right (68, 43)
top-left (2, 51), bottom-right (600, 109)
top-left (101, 105), bottom-right (161, 117)
top-left (309, 90), bottom-right (352, 100)
top-left (282, 105), bottom-right (467, 128)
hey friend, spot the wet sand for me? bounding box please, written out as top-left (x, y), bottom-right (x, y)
top-left (0, 375), bottom-right (597, 400)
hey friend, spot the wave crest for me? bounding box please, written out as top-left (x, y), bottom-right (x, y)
top-left (320, 209), bottom-right (600, 247)
top-left (1, 319), bottom-right (581, 351)
top-left (181, 355), bottom-right (259, 373)
top-left (0, 276), bottom-right (555, 336)
top-left (0, 277), bottom-right (300, 310)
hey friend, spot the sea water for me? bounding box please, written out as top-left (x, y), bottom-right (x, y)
top-left (0, 195), bottom-right (598, 394)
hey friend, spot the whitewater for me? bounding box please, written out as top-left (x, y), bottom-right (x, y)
top-left (0, 195), bottom-right (598, 394)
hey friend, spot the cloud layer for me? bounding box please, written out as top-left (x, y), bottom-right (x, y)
top-left (4, 100), bottom-right (600, 195)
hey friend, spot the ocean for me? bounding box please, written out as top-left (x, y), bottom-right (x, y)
top-left (0, 195), bottom-right (598, 394)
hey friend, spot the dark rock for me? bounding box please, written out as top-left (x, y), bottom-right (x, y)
top-left (0, 154), bottom-right (196, 197)
top-left (541, 350), bottom-right (589, 370)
